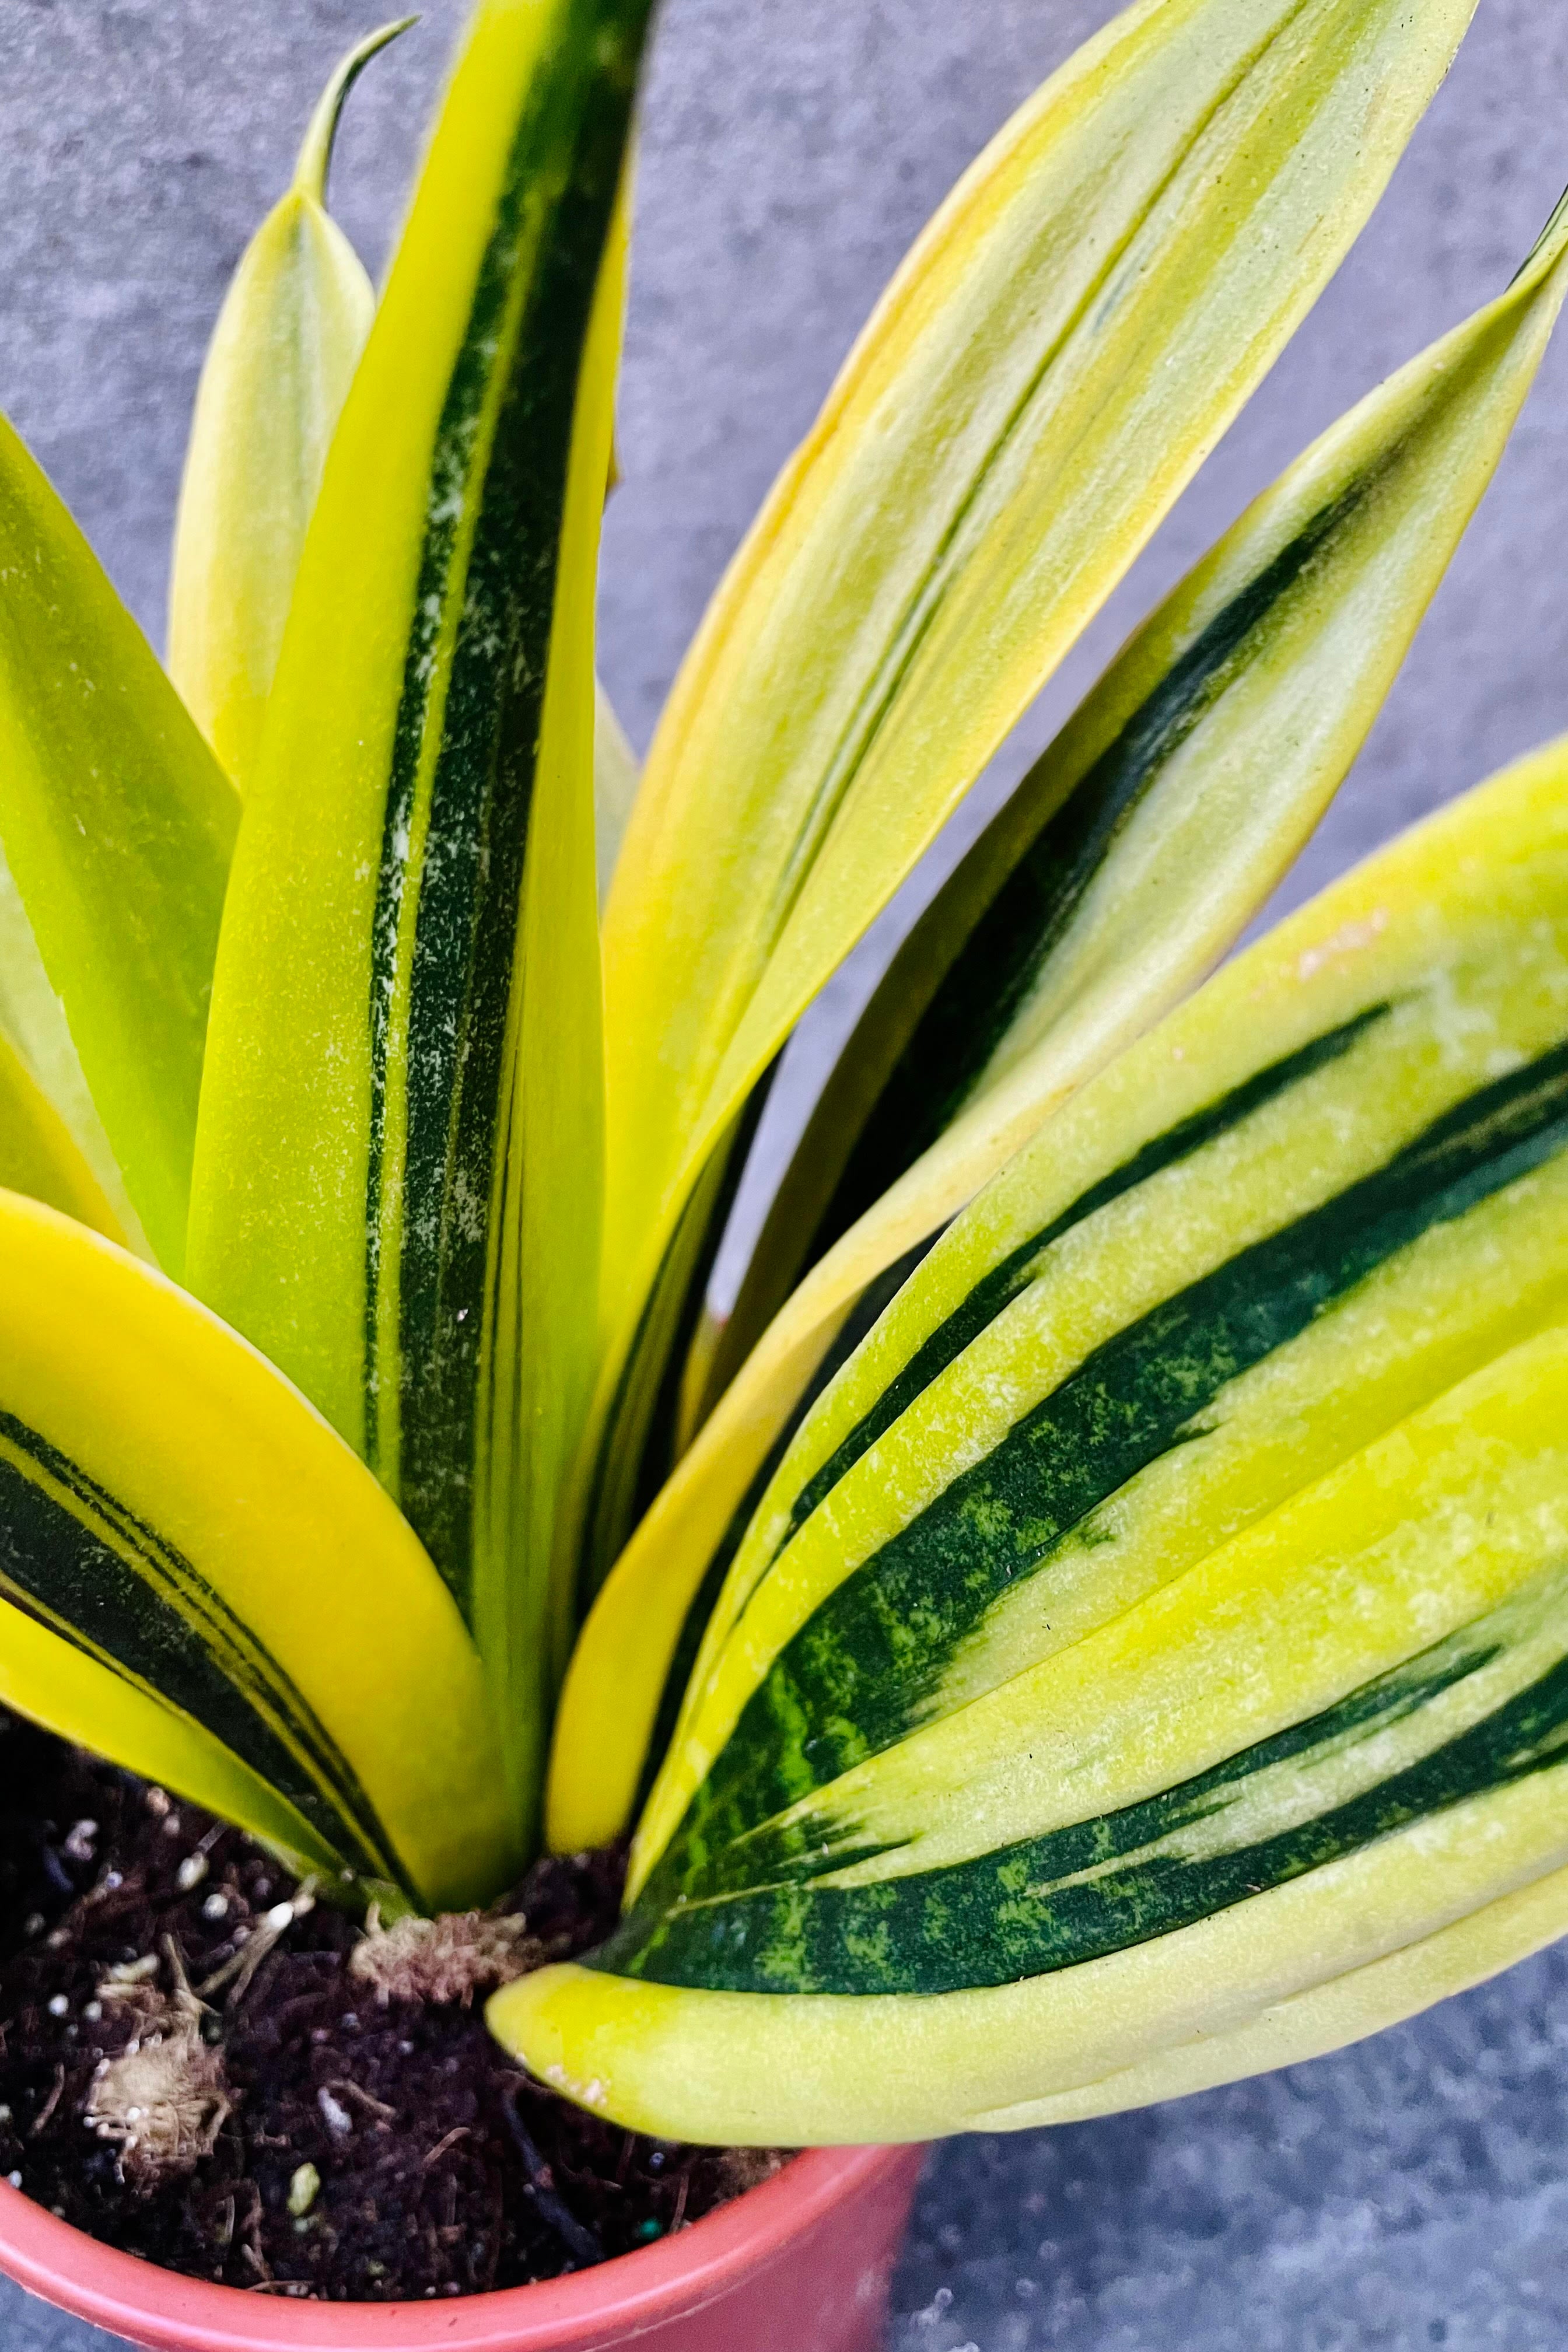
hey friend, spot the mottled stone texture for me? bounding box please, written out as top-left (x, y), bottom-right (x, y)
top-left (2, 0), bottom-right (1568, 2344)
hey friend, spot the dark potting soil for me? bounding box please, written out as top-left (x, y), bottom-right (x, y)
top-left (0, 1717), bottom-right (783, 2301)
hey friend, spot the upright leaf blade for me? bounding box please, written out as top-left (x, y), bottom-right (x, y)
top-left (548, 198), bottom-right (1568, 1849)
top-left (187, 0), bottom-right (653, 1842)
top-left (0, 1193), bottom-right (513, 1910)
top-left (583, 0), bottom-right (1480, 1589)
top-left (0, 419), bottom-right (238, 1273)
top-left (499, 739), bottom-right (1568, 2141)
top-left (167, 21), bottom-right (413, 792)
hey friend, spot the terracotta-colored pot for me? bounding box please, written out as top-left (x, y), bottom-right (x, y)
top-left (0, 2143), bottom-right (925, 2351)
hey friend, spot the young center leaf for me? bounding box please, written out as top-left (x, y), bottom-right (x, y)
top-left (186, 0), bottom-right (654, 1843)
top-left (548, 188), bottom-right (1568, 1851)
top-left (498, 735), bottom-right (1568, 2142)
top-left (0, 1193), bottom-right (513, 1912)
top-left (578, 0), bottom-right (1482, 1595)
top-left (167, 20), bottom-right (414, 792)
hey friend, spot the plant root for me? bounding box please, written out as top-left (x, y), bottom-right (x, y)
top-left (84, 1950), bottom-right (231, 2188)
top-left (348, 1907), bottom-right (550, 2007)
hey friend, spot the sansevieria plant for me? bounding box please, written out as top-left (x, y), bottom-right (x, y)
top-left (4, 0), bottom-right (1568, 2169)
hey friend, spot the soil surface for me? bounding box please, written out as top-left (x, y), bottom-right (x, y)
top-left (0, 1717), bottom-right (782, 2301)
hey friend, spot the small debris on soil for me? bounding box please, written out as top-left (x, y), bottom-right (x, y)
top-left (84, 2006), bottom-right (232, 2183)
top-left (349, 1906), bottom-right (541, 2008)
top-left (0, 1716), bottom-right (786, 2300)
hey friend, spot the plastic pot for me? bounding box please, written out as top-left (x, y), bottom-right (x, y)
top-left (0, 2142), bottom-right (925, 2351)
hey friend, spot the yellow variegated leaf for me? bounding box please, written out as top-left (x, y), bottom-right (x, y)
top-left (580, 0), bottom-right (1481, 1591)
top-left (549, 196), bottom-right (1568, 1850)
top-left (634, 734), bottom-right (1568, 1880)
top-left (498, 738), bottom-right (1568, 2142)
top-left (168, 21), bottom-right (412, 792)
top-left (0, 1190), bottom-right (513, 1910)
top-left (0, 419), bottom-right (237, 1273)
top-left (0, 1588), bottom-right (344, 1888)
top-left (958, 1857), bottom-right (1568, 2132)
top-left (187, 0), bottom-right (654, 1843)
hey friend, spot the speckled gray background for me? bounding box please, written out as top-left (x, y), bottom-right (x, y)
top-left (2, 0), bottom-right (1568, 2344)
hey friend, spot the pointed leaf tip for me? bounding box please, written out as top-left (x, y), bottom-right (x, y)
top-left (293, 16), bottom-right (419, 206)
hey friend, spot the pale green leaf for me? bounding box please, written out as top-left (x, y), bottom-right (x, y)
top-left (0, 418), bottom-right (238, 1274)
top-left (167, 20), bottom-right (413, 792)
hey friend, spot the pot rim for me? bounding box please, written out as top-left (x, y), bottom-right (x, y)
top-left (0, 2143), bottom-right (914, 2348)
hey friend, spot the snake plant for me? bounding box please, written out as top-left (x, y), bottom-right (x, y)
top-left (2, 0), bottom-right (1567, 2155)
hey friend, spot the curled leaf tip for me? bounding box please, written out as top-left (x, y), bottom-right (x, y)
top-left (293, 17), bottom-right (419, 207)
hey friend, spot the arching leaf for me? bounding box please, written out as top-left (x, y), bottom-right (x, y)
top-left (579, 0), bottom-right (1482, 1594)
top-left (500, 738), bottom-right (1568, 2141)
top-left (549, 198), bottom-right (1568, 1849)
top-left (0, 1192), bottom-right (513, 1912)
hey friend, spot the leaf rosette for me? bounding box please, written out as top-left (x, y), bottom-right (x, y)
top-left (0, 0), bottom-right (1565, 2160)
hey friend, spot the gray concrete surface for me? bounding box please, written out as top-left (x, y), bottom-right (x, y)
top-left (2, 0), bottom-right (1568, 2343)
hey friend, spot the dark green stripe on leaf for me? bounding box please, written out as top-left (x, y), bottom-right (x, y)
top-left (780, 1005), bottom-right (1389, 1553)
top-left (582, 1070), bottom-right (778, 1615)
top-left (0, 1413), bottom-right (398, 1880)
top-left (363, 0), bottom-right (654, 1615)
top-left (599, 1601), bottom-right (1566, 1994)
top-left (651, 1032), bottom-right (1568, 1902)
top-left (802, 487), bottom-right (1370, 1264)
top-left (634, 1234), bottom-right (937, 1811)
